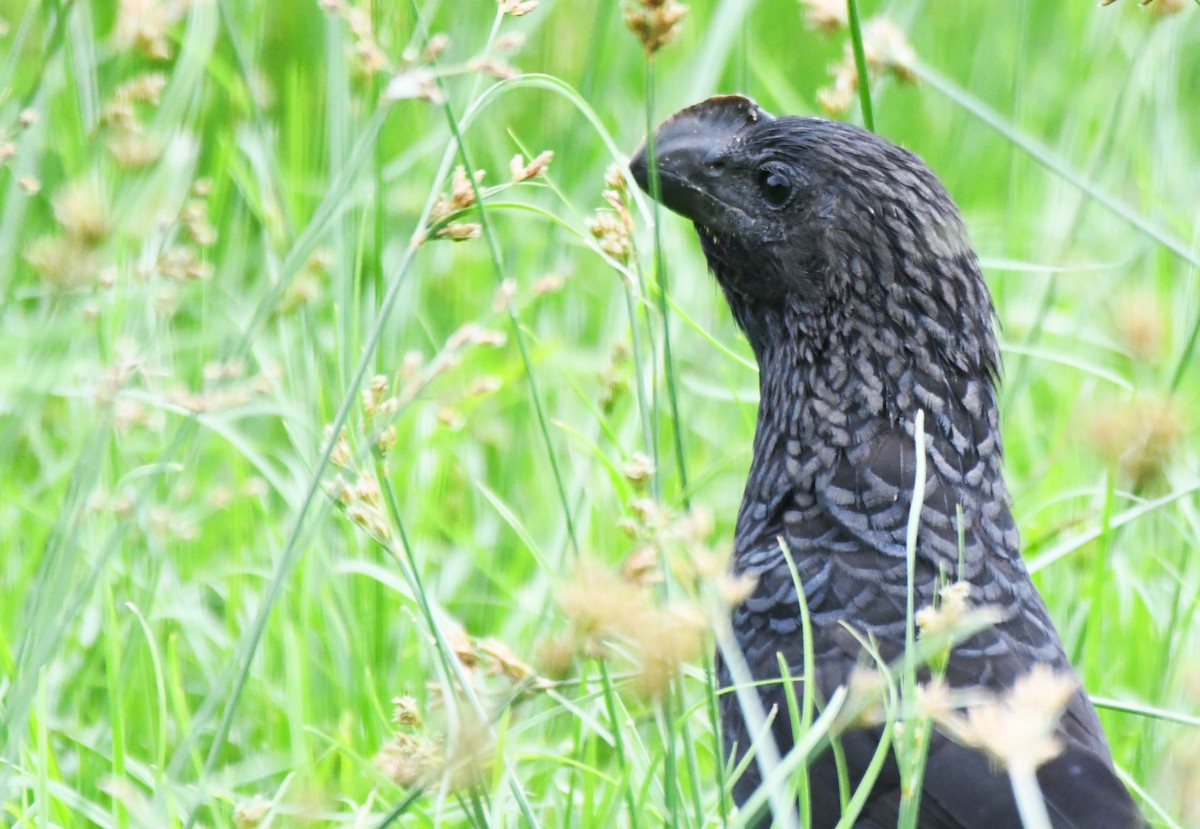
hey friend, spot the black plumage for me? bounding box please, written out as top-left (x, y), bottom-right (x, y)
top-left (629, 95), bottom-right (1143, 829)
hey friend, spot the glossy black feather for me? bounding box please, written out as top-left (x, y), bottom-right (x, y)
top-left (630, 96), bottom-right (1144, 829)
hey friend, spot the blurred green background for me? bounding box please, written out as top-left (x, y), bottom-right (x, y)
top-left (1, 0), bottom-right (1197, 826)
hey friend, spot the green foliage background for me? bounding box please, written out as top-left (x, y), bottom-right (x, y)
top-left (1, 0), bottom-right (1197, 826)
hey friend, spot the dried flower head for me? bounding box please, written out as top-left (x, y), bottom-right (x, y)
top-left (817, 69), bottom-right (858, 117)
top-left (383, 68), bottom-right (443, 103)
top-left (26, 236), bottom-right (96, 289)
top-left (376, 731), bottom-right (441, 787)
top-left (587, 209), bottom-right (633, 260)
top-left (627, 600), bottom-right (706, 698)
top-left (468, 56), bottom-right (518, 79)
top-left (554, 559), bottom-right (708, 699)
top-left (915, 676), bottom-right (955, 722)
top-left (605, 163), bottom-right (628, 193)
top-left (450, 165), bottom-right (483, 208)
top-left (717, 570), bottom-right (758, 607)
top-left (492, 277), bottom-right (518, 312)
top-left (232, 795), bottom-right (271, 829)
top-left (862, 18), bottom-right (916, 81)
top-left (536, 632), bottom-right (577, 678)
top-left (800, 0), bottom-right (848, 33)
top-left (479, 637), bottom-right (547, 686)
top-left (599, 340), bottom-right (630, 411)
top-left (443, 710), bottom-right (494, 790)
top-left (423, 32), bottom-right (449, 61)
top-left (499, 0), bottom-right (539, 15)
top-left (417, 166), bottom-right (490, 244)
top-left (532, 272), bottom-right (565, 295)
top-left (107, 131), bottom-right (162, 167)
top-left (114, 0), bottom-right (180, 60)
top-left (946, 665), bottom-right (1076, 773)
top-left (1149, 0), bottom-right (1184, 14)
top-left (841, 665), bottom-right (888, 727)
top-left (1113, 292), bottom-right (1166, 361)
top-left (494, 32), bottom-right (526, 51)
top-left (1088, 395), bottom-right (1184, 483)
top-left (392, 695), bottom-right (423, 728)
top-left (558, 561), bottom-right (644, 649)
top-left (436, 221), bottom-right (482, 242)
top-left (818, 16), bottom-right (917, 115)
top-left (182, 199), bottom-right (217, 247)
top-left (115, 72), bottom-right (169, 105)
top-left (622, 451), bottom-right (655, 485)
top-left (622, 544), bottom-right (663, 586)
top-left (375, 423), bottom-right (398, 456)
top-left (624, 0), bottom-right (688, 54)
top-left (916, 581), bottom-right (972, 637)
top-left (509, 150), bottom-right (554, 183)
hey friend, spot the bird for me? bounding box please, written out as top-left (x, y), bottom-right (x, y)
top-left (628, 95), bottom-right (1144, 829)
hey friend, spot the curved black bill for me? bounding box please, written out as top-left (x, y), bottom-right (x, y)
top-left (629, 94), bottom-right (774, 222)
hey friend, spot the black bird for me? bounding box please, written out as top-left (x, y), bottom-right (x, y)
top-left (629, 96), bottom-right (1143, 829)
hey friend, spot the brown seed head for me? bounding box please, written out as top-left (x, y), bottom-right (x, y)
top-left (499, 0), bottom-right (539, 15)
top-left (376, 731), bottom-right (441, 787)
top-left (946, 665), bottom-right (1076, 774)
top-left (800, 0), bottom-right (848, 33)
top-left (622, 451), bottom-right (656, 485)
top-left (509, 150), bottom-right (554, 183)
top-left (1113, 292), bottom-right (1166, 361)
top-left (817, 17), bottom-right (917, 114)
top-left (436, 221), bottom-right (482, 242)
top-left (623, 0), bottom-right (688, 54)
top-left (587, 209), bottom-right (633, 260)
top-left (627, 600), bottom-right (706, 699)
top-left (232, 795), bottom-right (271, 829)
top-left (1088, 395), bottom-right (1184, 483)
top-left (392, 695), bottom-right (423, 728)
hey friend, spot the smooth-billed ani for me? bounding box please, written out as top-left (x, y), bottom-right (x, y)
top-left (629, 95), bottom-right (1143, 829)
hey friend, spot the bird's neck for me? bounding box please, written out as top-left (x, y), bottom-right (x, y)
top-left (735, 276), bottom-right (1000, 430)
top-left (738, 290), bottom-right (1001, 474)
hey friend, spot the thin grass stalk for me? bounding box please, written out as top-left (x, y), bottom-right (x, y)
top-left (711, 616), bottom-right (797, 829)
top-left (416, 19), bottom-right (581, 560)
top-left (379, 472), bottom-right (540, 826)
top-left (845, 0), bottom-right (874, 132)
top-left (917, 63), bottom-right (1200, 272)
top-left (1029, 479), bottom-right (1200, 573)
top-left (642, 61), bottom-right (691, 507)
top-left (898, 409), bottom-right (928, 828)
top-left (780, 539), bottom-right (818, 826)
top-left (1169, 296), bottom-right (1200, 393)
top-left (1002, 57), bottom-right (1136, 402)
top-left (658, 695), bottom-right (682, 828)
top-left (217, 0), bottom-right (295, 238)
top-left (1008, 766), bottom-right (1054, 829)
top-left (103, 585), bottom-right (129, 829)
top-left (701, 648), bottom-right (731, 827)
top-left (598, 659), bottom-right (642, 829)
top-left (676, 675), bottom-right (709, 825)
top-left (776, 658), bottom-right (811, 825)
top-left (376, 786), bottom-right (428, 828)
top-left (171, 103), bottom-right (422, 819)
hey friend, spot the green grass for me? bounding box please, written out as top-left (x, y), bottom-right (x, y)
top-left (1, 0), bottom-right (1198, 826)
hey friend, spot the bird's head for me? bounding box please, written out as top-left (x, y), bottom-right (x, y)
top-left (630, 95), bottom-right (995, 376)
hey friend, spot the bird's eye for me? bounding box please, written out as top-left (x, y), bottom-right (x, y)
top-left (757, 165), bottom-right (793, 208)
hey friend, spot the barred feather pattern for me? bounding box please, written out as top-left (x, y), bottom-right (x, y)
top-left (630, 97), bottom-right (1144, 829)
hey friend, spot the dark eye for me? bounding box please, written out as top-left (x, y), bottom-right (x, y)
top-left (757, 165), bottom-right (793, 207)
